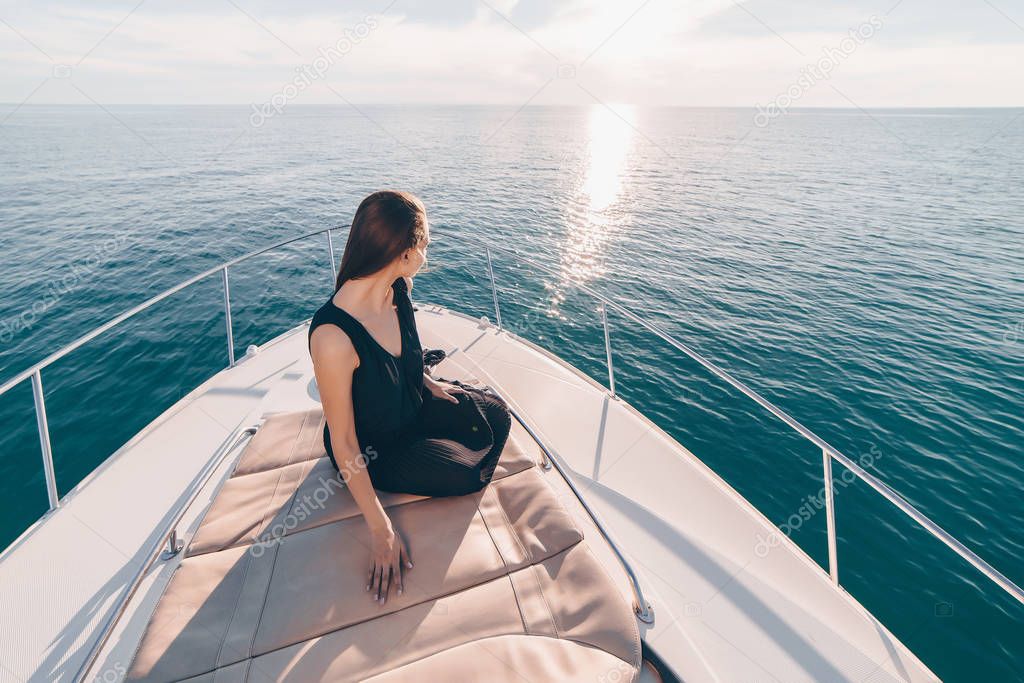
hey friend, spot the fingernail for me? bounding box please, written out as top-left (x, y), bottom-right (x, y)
top-left (407, 561), bottom-right (413, 568)
top-left (397, 588), bottom-right (403, 595)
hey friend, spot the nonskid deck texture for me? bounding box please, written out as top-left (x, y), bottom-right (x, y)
top-left (125, 407), bottom-right (642, 682)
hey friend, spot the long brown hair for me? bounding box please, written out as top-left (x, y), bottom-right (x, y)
top-left (334, 190), bottom-right (427, 291)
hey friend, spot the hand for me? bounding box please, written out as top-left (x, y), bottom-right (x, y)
top-left (424, 375), bottom-right (465, 404)
top-left (368, 521), bottom-right (412, 605)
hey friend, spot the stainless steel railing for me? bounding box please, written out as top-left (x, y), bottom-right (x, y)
top-left (441, 341), bottom-right (653, 624)
top-left (2, 227), bottom-right (1020, 666)
top-left (0, 226), bottom-right (337, 509)
top-left (477, 239), bottom-right (1024, 608)
top-left (511, 403), bottom-right (652, 622)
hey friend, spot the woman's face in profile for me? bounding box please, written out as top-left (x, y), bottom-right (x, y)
top-left (404, 221), bottom-right (430, 276)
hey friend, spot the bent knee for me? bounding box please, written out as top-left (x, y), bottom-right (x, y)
top-left (483, 396), bottom-right (512, 431)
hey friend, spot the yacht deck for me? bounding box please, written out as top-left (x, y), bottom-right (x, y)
top-left (0, 304), bottom-right (938, 682)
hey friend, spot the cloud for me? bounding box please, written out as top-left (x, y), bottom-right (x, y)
top-left (0, 0), bottom-right (1021, 106)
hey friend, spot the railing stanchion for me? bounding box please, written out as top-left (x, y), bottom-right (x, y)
top-left (163, 529), bottom-right (183, 559)
top-left (31, 370), bottom-right (60, 509)
top-left (485, 246), bottom-right (502, 331)
top-left (221, 267), bottom-right (235, 367)
top-left (506, 408), bottom-right (651, 622)
top-left (823, 449), bottom-right (839, 584)
top-left (475, 239), bottom-right (1024, 606)
top-left (599, 304), bottom-right (616, 397)
top-left (326, 229), bottom-right (337, 284)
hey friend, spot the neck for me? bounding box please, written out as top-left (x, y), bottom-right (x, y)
top-left (337, 268), bottom-right (399, 314)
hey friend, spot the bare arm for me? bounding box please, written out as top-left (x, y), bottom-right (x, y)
top-left (310, 325), bottom-right (411, 604)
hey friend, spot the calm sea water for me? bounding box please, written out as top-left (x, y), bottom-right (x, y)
top-left (0, 105), bottom-right (1021, 681)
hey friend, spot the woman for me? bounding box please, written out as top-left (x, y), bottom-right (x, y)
top-left (307, 190), bottom-right (512, 607)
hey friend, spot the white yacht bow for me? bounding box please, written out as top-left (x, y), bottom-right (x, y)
top-left (1, 228), bottom-right (1020, 682)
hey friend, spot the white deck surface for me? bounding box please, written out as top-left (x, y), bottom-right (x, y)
top-left (0, 305), bottom-right (939, 682)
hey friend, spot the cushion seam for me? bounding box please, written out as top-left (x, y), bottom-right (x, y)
top-left (361, 633), bottom-right (639, 682)
top-left (187, 466), bottom-right (539, 558)
top-left (579, 544), bottom-right (643, 667)
top-left (528, 563), bottom-right (560, 638)
top-left (476, 490), bottom-right (511, 570)
top-left (232, 410), bottom-right (310, 478)
top-left (492, 483), bottom-right (531, 564)
top-left (288, 410), bottom-right (312, 467)
top-left (280, 458), bottom-right (319, 521)
top-left (298, 410), bottom-right (325, 465)
top-left (215, 547), bottom-right (257, 669)
top-left (248, 541), bottom-right (284, 658)
top-left (195, 462), bottom-right (538, 557)
top-left (253, 461), bottom-right (301, 545)
top-left (189, 491), bottom-right (426, 557)
top-left (504, 573), bottom-right (530, 636)
top-left (207, 630), bottom-right (641, 681)
top-left (246, 538), bottom-right (578, 661)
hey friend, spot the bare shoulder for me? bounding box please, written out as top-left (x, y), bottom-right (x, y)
top-left (310, 324), bottom-right (359, 371)
top-left (403, 276), bottom-right (413, 294)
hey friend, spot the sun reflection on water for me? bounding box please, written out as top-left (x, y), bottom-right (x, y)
top-left (549, 104), bottom-right (636, 314)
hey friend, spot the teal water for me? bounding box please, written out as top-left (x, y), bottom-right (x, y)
top-left (0, 105), bottom-right (1021, 681)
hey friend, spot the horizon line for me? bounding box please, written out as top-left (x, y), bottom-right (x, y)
top-left (2, 102), bottom-right (1023, 110)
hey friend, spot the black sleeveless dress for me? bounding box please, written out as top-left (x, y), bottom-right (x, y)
top-left (307, 277), bottom-right (512, 497)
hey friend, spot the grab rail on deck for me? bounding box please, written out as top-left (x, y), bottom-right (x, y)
top-left (478, 239), bottom-right (1024, 608)
top-left (74, 425), bottom-right (258, 682)
top-left (509, 404), bottom-right (653, 623)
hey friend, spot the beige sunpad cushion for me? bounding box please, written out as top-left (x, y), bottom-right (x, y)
top-left (186, 414), bottom-right (539, 557)
top-left (127, 409), bottom-right (641, 683)
top-left (174, 546), bottom-right (639, 683)
top-left (231, 409), bottom-right (327, 476)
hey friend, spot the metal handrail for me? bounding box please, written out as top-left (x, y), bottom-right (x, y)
top-left (74, 424), bottom-right (258, 682)
top-left (2, 225), bottom-right (1020, 648)
top-left (0, 226), bottom-right (335, 509)
top-left (442, 341), bottom-right (652, 624)
top-left (510, 404), bottom-right (653, 622)
top-left (0, 227), bottom-right (334, 397)
top-left (476, 238), bottom-right (1024, 608)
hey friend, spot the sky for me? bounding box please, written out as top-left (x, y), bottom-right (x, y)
top-left (1, 0), bottom-right (1023, 107)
